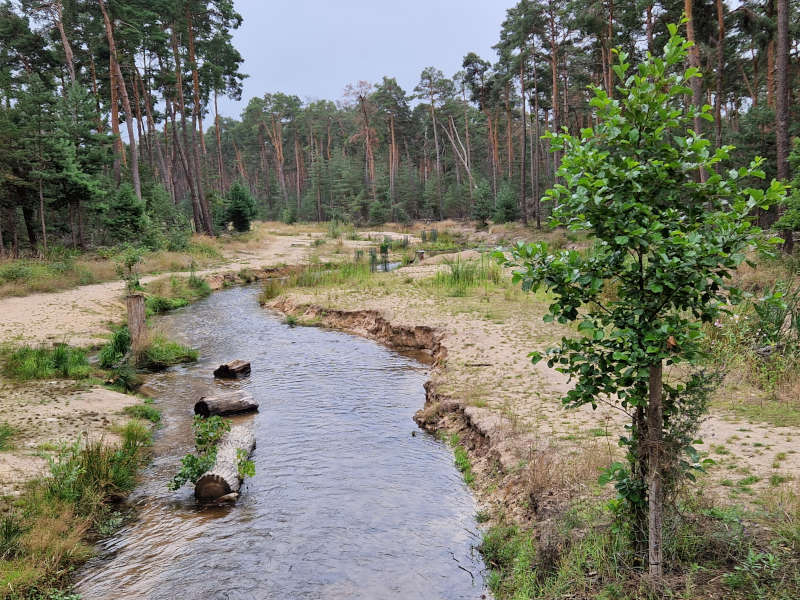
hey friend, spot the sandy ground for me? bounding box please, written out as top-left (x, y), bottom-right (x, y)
top-left (1, 223), bottom-right (795, 512)
top-left (267, 258), bottom-right (800, 520)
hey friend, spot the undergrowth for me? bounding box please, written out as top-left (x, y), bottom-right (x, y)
top-left (0, 420), bottom-right (153, 597)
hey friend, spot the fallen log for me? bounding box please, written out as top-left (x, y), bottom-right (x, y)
top-left (213, 359), bottom-right (251, 379)
top-left (194, 390), bottom-right (259, 418)
top-left (195, 424), bottom-right (256, 501)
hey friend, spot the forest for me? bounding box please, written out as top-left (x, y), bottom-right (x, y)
top-left (1, 0), bottom-right (798, 255)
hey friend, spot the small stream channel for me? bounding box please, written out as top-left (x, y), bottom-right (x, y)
top-left (75, 286), bottom-right (487, 599)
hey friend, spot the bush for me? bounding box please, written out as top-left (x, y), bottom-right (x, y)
top-left (472, 178), bottom-right (493, 226)
top-left (4, 344), bottom-right (90, 380)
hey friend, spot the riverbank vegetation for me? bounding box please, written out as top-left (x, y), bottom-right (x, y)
top-left (0, 420), bottom-right (153, 598)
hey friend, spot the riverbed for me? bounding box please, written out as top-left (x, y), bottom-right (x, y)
top-left (75, 285), bottom-right (486, 599)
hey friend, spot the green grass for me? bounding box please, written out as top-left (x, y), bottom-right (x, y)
top-left (144, 274), bottom-right (211, 316)
top-left (134, 335), bottom-right (198, 371)
top-left (3, 344), bottom-right (90, 381)
top-left (123, 404), bottom-right (161, 424)
top-left (98, 325), bottom-right (132, 368)
top-left (0, 422), bottom-right (15, 451)
top-left (0, 420), bottom-right (152, 596)
top-left (429, 257), bottom-right (501, 297)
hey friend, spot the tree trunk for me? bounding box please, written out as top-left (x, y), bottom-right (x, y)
top-left (684, 0), bottom-right (707, 183)
top-left (126, 294), bottom-right (146, 354)
top-left (714, 0), bottom-right (725, 152)
top-left (53, 2), bottom-right (76, 84)
top-left (98, 0), bottom-right (141, 200)
top-left (214, 90), bottom-right (225, 193)
top-left (776, 0), bottom-right (792, 252)
top-left (22, 205), bottom-right (37, 249)
top-left (38, 178), bottom-right (47, 254)
top-left (109, 53), bottom-right (122, 184)
top-left (194, 390), bottom-right (258, 417)
top-left (520, 58), bottom-right (528, 225)
top-left (195, 424), bottom-right (256, 501)
top-left (185, 5), bottom-right (207, 155)
top-left (647, 362), bottom-right (664, 578)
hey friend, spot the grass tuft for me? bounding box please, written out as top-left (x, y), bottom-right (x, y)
top-left (3, 344), bottom-right (90, 381)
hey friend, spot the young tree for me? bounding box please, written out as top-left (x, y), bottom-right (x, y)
top-left (497, 24), bottom-right (785, 577)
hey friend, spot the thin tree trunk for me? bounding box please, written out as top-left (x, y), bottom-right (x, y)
top-left (714, 0), bottom-right (725, 155)
top-left (685, 0), bottom-right (707, 183)
top-left (520, 57), bottom-right (528, 225)
top-left (53, 2), bottom-right (76, 84)
top-left (429, 99), bottom-right (442, 218)
top-left (109, 54), bottom-right (122, 183)
top-left (98, 0), bottom-right (141, 200)
top-left (185, 5), bottom-right (207, 155)
top-left (647, 362), bottom-right (664, 578)
top-left (214, 90), bottom-right (225, 193)
top-left (38, 178), bottom-right (47, 254)
top-left (776, 0), bottom-right (793, 252)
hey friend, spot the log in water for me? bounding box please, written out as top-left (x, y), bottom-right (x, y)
top-left (213, 359), bottom-right (251, 378)
top-left (194, 390), bottom-right (258, 417)
top-left (195, 424), bottom-right (256, 501)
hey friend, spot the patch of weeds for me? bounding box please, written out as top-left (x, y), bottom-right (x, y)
top-left (124, 404), bottom-right (161, 424)
top-left (0, 422), bottom-right (15, 451)
top-left (770, 474), bottom-right (791, 486)
top-left (453, 445), bottom-right (475, 485)
top-left (476, 510), bottom-right (490, 523)
top-left (3, 344), bottom-right (90, 380)
top-left (98, 325), bottom-right (131, 368)
top-left (285, 315), bottom-right (298, 327)
top-left (134, 335), bottom-right (198, 371)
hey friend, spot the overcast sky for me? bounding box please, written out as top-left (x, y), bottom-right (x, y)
top-left (216, 0), bottom-right (515, 118)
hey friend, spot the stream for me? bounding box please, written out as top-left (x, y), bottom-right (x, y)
top-left (75, 285), bottom-right (487, 599)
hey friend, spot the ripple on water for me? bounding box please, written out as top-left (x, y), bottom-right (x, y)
top-left (75, 286), bottom-right (486, 599)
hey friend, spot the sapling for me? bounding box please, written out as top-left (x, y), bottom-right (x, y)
top-left (497, 23), bottom-right (785, 576)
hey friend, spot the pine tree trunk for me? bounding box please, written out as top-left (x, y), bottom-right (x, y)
top-left (53, 3), bottom-right (76, 84)
top-left (647, 362), bottom-right (664, 578)
top-left (776, 0), bottom-right (792, 252)
top-left (520, 58), bottom-right (528, 225)
top-left (38, 178), bottom-right (47, 254)
top-left (429, 99), bottom-right (442, 218)
top-left (685, 0), bottom-right (707, 183)
top-left (714, 0), bottom-right (725, 152)
top-left (98, 0), bottom-right (141, 200)
top-left (186, 5), bottom-right (207, 155)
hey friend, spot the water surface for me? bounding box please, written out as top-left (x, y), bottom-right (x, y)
top-left (76, 286), bottom-right (486, 599)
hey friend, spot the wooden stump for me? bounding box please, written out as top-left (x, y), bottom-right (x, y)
top-left (195, 424), bottom-right (256, 501)
top-left (213, 360), bottom-right (251, 379)
top-left (194, 390), bottom-right (259, 417)
top-left (126, 294), bottom-right (146, 353)
top-left (415, 250), bottom-right (425, 262)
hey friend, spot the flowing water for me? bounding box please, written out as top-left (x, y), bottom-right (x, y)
top-left (75, 286), bottom-right (487, 599)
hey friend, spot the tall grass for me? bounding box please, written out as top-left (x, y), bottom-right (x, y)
top-left (134, 334), bottom-right (198, 371)
top-left (3, 345), bottom-right (90, 381)
top-left (259, 261), bottom-right (374, 303)
top-left (0, 420), bottom-right (152, 595)
top-left (430, 256), bottom-right (502, 296)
